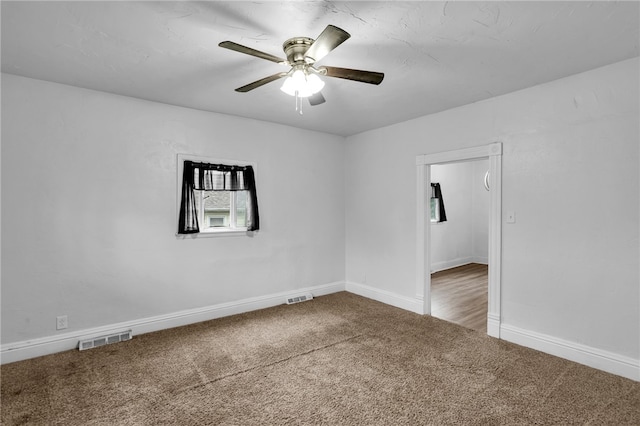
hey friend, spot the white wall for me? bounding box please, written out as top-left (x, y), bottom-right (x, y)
top-left (430, 159), bottom-right (489, 271)
top-left (431, 162), bottom-right (473, 271)
top-left (1, 74), bottom-right (345, 346)
top-left (345, 58), bottom-right (639, 366)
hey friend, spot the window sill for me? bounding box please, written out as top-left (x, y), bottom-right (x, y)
top-left (176, 228), bottom-right (253, 238)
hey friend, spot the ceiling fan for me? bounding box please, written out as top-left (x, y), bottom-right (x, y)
top-left (219, 25), bottom-right (384, 110)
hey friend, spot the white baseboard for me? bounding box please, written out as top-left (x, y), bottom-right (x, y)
top-left (500, 323), bottom-right (639, 382)
top-left (5, 283), bottom-right (637, 383)
top-left (431, 257), bottom-right (488, 273)
top-left (431, 257), bottom-right (474, 273)
top-left (472, 256), bottom-right (488, 265)
top-left (345, 281), bottom-right (424, 315)
top-left (0, 281), bottom-right (345, 365)
top-left (487, 313), bottom-right (500, 338)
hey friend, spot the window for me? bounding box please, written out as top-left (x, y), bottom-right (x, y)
top-left (430, 182), bottom-right (447, 223)
top-left (177, 155), bottom-right (259, 235)
top-left (430, 197), bottom-right (441, 223)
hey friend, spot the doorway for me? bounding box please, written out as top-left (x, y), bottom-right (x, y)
top-left (415, 143), bottom-right (502, 337)
top-left (430, 159), bottom-right (490, 332)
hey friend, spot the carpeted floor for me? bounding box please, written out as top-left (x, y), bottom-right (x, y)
top-left (1, 292), bottom-right (639, 425)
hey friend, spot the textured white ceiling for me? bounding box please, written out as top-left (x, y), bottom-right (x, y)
top-left (2, 1), bottom-right (638, 136)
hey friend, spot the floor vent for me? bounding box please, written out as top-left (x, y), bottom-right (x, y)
top-left (286, 293), bottom-right (313, 305)
top-left (79, 330), bottom-right (132, 351)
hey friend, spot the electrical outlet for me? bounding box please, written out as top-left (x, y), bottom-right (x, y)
top-left (56, 315), bottom-right (68, 330)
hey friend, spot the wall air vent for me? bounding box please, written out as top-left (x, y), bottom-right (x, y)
top-left (286, 293), bottom-right (314, 305)
top-left (79, 330), bottom-right (132, 351)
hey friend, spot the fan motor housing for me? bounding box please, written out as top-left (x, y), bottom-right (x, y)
top-left (283, 37), bottom-right (314, 64)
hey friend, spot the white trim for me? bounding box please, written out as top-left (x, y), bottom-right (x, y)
top-left (0, 281), bottom-right (345, 365)
top-left (501, 324), bottom-right (640, 382)
top-left (416, 143), bottom-right (502, 338)
top-left (487, 314), bottom-right (501, 337)
top-left (4, 281), bottom-right (637, 383)
top-left (416, 163), bottom-right (430, 313)
top-left (486, 151), bottom-right (502, 338)
top-left (416, 143), bottom-right (501, 166)
top-left (177, 228), bottom-right (249, 238)
top-left (431, 257), bottom-right (475, 273)
top-left (473, 256), bottom-right (489, 265)
top-left (346, 281), bottom-right (425, 315)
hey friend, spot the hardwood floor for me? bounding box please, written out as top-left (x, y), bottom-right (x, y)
top-left (430, 263), bottom-right (488, 333)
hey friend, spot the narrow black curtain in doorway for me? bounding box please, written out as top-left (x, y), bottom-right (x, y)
top-left (431, 182), bottom-right (447, 222)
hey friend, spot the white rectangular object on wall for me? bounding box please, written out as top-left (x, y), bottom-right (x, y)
top-left (78, 330), bottom-right (132, 351)
top-left (286, 293), bottom-right (314, 305)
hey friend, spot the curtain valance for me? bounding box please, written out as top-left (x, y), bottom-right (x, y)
top-left (178, 161), bottom-right (260, 234)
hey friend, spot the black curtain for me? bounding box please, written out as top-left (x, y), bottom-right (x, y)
top-left (431, 182), bottom-right (447, 222)
top-left (178, 161), bottom-right (260, 234)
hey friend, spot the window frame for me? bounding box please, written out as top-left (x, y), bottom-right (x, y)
top-left (176, 154), bottom-right (257, 238)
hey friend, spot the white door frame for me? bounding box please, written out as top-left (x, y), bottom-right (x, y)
top-left (416, 142), bottom-right (502, 337)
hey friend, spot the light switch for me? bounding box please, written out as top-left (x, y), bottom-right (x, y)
top-left (506, 211), bottom-right (516, 224)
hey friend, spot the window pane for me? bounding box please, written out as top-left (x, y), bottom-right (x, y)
top-left (203, 191), bottom-right (231, 229)
top-left (209, 217), bottom-right (225, 227)
top-left (235, 191), bottom-right (248, 227)
top-left (430, 198), bottom-right (440, 223)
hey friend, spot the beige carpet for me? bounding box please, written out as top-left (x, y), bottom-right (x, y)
top-left (2, 292), bottom-right (639, 425)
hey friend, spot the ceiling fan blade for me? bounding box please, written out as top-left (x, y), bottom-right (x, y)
top-left (308, 92), bottom-right (326, 106)
top-left (321, 66), bottom-right (384, 85)
top-left (219, 41), bottom-right (286, 64)
top-left (235, 73), bottom-right (287, 92)
top-left (304, 25), bottom-right (350, 64)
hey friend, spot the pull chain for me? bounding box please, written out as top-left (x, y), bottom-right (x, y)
top-left (295, 90), bottom-right (303, 115)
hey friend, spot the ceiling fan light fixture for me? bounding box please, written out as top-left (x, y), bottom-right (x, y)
top-left (220, 24), bottom-right (383, 110)
top-left (280, 68), bottom-right (324, 98)
top-left (305, 73), bottom-right (325, 94)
